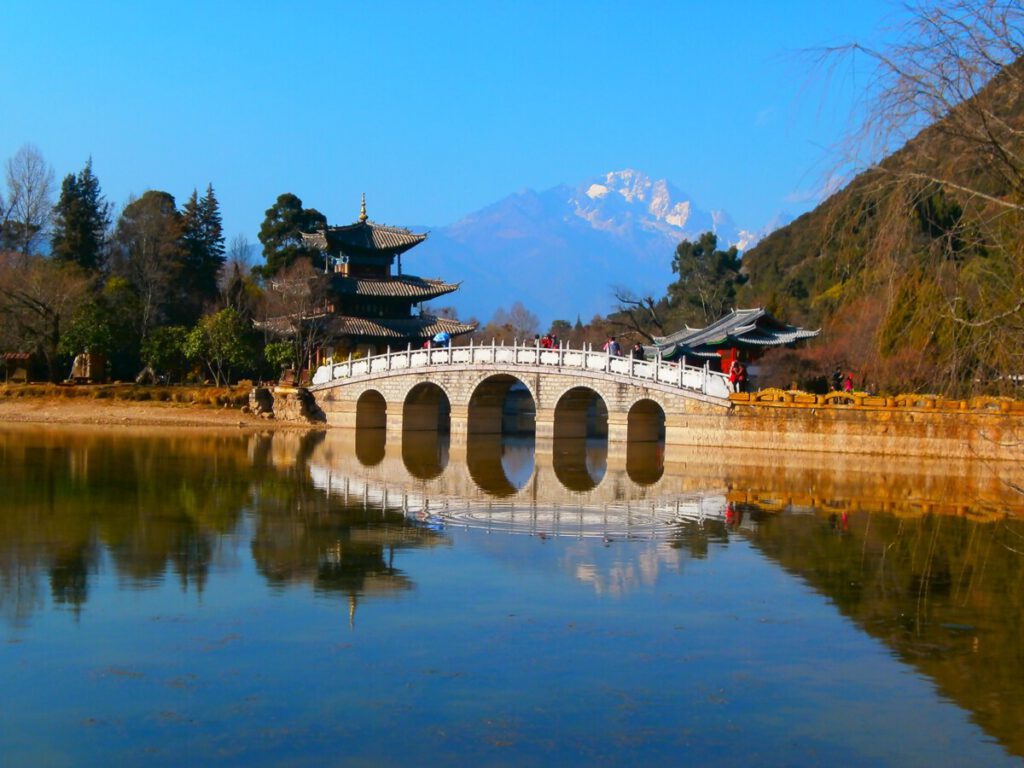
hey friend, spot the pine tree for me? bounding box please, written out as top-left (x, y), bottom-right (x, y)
top-left (51, 158), bottom-right (111, 271)
top-left (257, 193), bottom-right (326, 276)
top-left (180, 183), bottom-right (226, 320)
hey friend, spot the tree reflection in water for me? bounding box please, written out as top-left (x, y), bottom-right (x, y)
top-left (743, 504), bottom-right (1024, 758)
top-left (0, 428), bottom-right (445, 629)
top-left (248, 434), bottom-right (446, 624)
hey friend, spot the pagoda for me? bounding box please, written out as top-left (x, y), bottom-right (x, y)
top-left (299, 196), bottom-right (476, 361)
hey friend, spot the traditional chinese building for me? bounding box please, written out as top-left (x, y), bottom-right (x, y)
top-left (294, 196), bottom-right (476, 362)
top-left (650, 307), bottom-right (819, 372)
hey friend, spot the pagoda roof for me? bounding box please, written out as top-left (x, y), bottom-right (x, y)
top-left (302, 220), bottom-right (427, 256)
top-left (654, 308), bottom-right (819, 357)
top-left (324, 314), bottom-right (477, 341)
top-left (330, 274), bottom-right (460, 301)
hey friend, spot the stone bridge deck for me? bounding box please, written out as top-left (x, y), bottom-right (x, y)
top-left (312, 341), bottom-right (731, 398)
top-left (294, 343), bottom-right (1024, 461)
top-left (309, 341), bottom-right (732, 443)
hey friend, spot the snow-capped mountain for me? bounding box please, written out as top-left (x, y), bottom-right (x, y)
top-left (410, 170), bottom-right (785, 327)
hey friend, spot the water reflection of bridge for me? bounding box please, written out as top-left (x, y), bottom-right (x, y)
top-left (302, 430), bottom-right (732, 538)
top-left (284, 429), bottom-right (1024, 536)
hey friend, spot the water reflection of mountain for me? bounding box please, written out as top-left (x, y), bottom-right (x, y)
top-left (745, 509), bottom-right (1024, 759)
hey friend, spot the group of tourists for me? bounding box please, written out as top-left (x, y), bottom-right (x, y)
top-left (831, 367), bottom-right (854, 393)
top-left (601, 336), bottom-right (646, 359)
top-left (727, 359), bottom-right (748, 393)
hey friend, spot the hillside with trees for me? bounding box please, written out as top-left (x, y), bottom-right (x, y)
top-left (737, 2), bottom-right (1024, 396)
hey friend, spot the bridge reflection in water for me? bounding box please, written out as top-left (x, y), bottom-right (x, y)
top-left (303, 425), bottom-right (1024, 541)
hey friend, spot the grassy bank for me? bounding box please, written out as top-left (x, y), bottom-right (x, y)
top-left (0, 382), bottom-right (252, 408)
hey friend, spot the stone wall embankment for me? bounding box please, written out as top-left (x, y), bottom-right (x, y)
top-left (668, 394), bottom-right (1024, 461)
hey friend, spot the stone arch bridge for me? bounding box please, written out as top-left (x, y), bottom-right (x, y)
top-left (310, 341), bottom-right (732, 445)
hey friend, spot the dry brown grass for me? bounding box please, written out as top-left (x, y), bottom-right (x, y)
top-left (0, 382), bottom-right (251, 408)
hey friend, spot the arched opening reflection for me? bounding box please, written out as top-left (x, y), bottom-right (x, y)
top-left (356, 390), bottom-right (387, 430)
top-left (626, 399), bottom-right (665, 484)
top-left (354, 428), bottom-right (386, 467)
top-left (402, 431), bottom-right (449, 481)
top-left (467, 375), bottom-right (535, 435)
top-left (626, 441), bottom-right (664, 485)
top-left (552, 387), bottom-right (608, 491)
top-left (552, 437), bottom-right (608, 491)
top-left (466, 434), bottom-right (536, 498)
top-left (403, 383), bottom-right (451, 433)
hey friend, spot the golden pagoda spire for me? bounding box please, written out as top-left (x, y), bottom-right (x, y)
top-left (359, 192), bottom-right (367, 222)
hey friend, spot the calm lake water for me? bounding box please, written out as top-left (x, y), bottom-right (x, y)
top-left (2, 425), bottom-right (1024, 767)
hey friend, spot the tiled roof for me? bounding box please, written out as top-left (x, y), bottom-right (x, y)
top-left (330, 274), bottom-right (460, 300)
top-left (654, 308), bottom-right (819, 355)
top-left (325, 314), bottom-right (477, 340)
top-left (302, 221), bottom-right (427, 256)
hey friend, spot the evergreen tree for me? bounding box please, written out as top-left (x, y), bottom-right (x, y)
top-left (667, 232), bottom-right (745, 327)
top-left (51, 158), bottom-right (111, 271)
top-left (257, 193), bottom-right (326, 276)
top-left (180, 183), bottom-right (225, 318)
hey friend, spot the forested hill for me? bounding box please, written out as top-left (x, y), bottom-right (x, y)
top-left (737, 58), bottom-right (1024, 395)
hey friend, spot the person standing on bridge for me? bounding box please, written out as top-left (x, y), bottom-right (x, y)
top-left (603, 336), bottom-right (621, 356)
top-left (831, 367), bottom-right (843, 391)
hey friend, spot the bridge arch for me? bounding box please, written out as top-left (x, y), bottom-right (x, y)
top-left (553, 386), bottom-right (609, 439)
top-left (403, 382), bottom-right (451, 432)
top-left (355, 389), bottom-right (387, 430)
top-left (467, 373), bottom-right (537, 435)
top-left (627, 398), bottom-right (666, 442)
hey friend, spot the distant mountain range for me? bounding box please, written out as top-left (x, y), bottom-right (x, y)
top-left (409, 169), bottom-right (789, 326)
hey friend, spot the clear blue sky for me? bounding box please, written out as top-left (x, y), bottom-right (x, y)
top-left (1, 0), bottom-right (897, 245)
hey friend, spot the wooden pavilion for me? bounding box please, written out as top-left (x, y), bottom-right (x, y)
top-left (264, 196), bottom-right (476, 366)
top-left (650, 307), bottom-right (819, 373)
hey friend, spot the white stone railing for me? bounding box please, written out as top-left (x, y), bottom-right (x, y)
top-left (311, 340), bottom-right (731, 399)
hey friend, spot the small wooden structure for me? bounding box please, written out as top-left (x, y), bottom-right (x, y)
top-left (68, 352), bottom-right (106, 384)
top-left (2, 352), bottom-right (32, 383)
